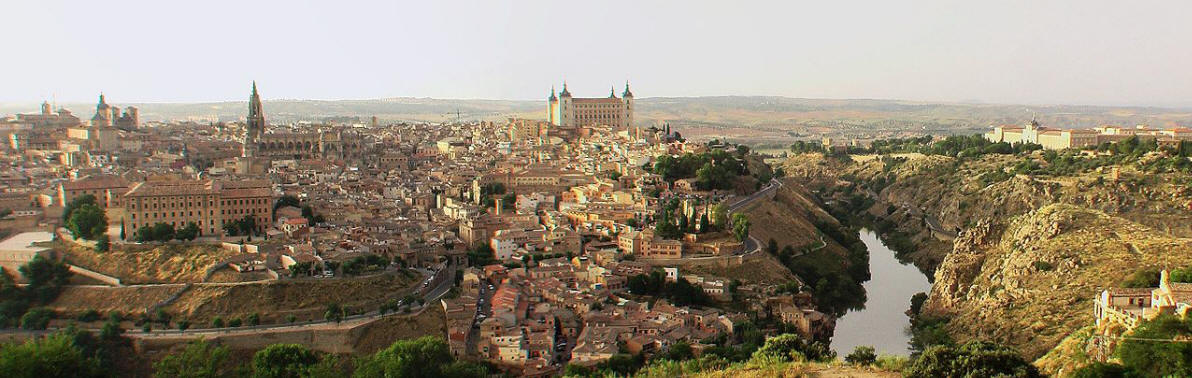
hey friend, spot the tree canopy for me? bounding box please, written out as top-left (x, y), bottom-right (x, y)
top-left (906, 341), bottom-right (1040, 378)
top-left (352, 336), bottom-right (486, 378)
top-left (153, 339), bottom-right (232, 378)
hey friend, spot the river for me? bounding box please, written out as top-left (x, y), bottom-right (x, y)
top-left (830, 229), bottom-right (933, 356)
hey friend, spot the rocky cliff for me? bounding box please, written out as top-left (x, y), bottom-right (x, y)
top-left (923, 204), bottom-right (1192, 359)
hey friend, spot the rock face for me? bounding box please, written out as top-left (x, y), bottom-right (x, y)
top-left (923, 204), bottom-right (1192, 359)
top-left (781, 152), bottom-right (1192, 360)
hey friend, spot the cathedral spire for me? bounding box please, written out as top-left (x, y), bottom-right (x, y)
top-left (245, 81), bottom-right (266, 158)
top-left (623, 81), bottom-right (633, 97)
top-left (609, 86), bottom-right (617, 98)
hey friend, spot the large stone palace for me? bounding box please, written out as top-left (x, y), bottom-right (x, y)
top-left (547, 82), bottom-right (634, 129)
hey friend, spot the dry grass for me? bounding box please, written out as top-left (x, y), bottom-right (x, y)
top-left (165, 270), bottom-right (420, 324)
top-left (57, 240), bottom-right (243, 284)
top-left (47, 285), bottom-right (183, 317)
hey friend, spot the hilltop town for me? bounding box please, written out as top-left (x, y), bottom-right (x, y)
top-left (0, 83), bottom-right (852, 376)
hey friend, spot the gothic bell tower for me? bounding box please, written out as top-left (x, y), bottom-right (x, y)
top-left (244, 81), bottom-right (265, 157)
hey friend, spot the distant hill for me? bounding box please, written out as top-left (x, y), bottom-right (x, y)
top-left (5, 96), bottom-right (1191, 142)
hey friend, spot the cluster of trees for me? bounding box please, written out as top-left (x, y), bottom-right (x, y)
top-left (906, 341), bottom-right (1041, 377)
top-left (650, 150), bottom-right (748, 190)
top-left (466, 244), bottom-right (496, 267)
top-left (731, 213), bottom-right (750, 242)
top-left (766, 219), bottom-right (869, 317)
top-left (133, 222), bottom-right (199, 243)
top-left (340, 254), bottom-right (390, 276)
top-left (0, 256), bottom-right (73, 329)
top-left (1069, 315), bottom-right (1192, 377)
top-left (626, 270), bottom-right (713, 307)
top-left (63, 195), bottom-right (108, 241)
top-left (275, 195), bottom-right (327, 227)
top-left (222, 215), bottom-right (258, 237)
top-left (473, 183), bottom-right (515, 211)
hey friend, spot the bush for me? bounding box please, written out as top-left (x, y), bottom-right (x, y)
top-left (247, 313), bottom-right (260, 326)
top-left (1032, 261), bottom-right (1054, 271)
top-left (227, 318), bottom-right (242, 328)
top-left (252, 344), bottom-right (319, 378)
top-left (77, 309), bottom-right (101, 323)
top-left (844, 345), bottom-right (877, 365)
top-left (211, 316), bottom-right (225, 328)
top-left (751, 333), bottom-right (835, 363)
top-left (94, 235), bottom-right (110, 252)
top-left (1115, 315), bottom-right (1192, 376)
top-left (354, 336), bottom-right (486, 378)
top-left (0, 333), bottom-right (104, 377)
top-left (20, 308), bottom-right (54, 330)
top-left (153, 339), bottom-right (231, 378)
top-left (906, 341), bottom-right (1040, 378)
top-left (66, 203), bottom-right (107, 241)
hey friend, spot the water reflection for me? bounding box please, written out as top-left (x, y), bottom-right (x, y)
top-left (830, 229), bottom-right (933, 356)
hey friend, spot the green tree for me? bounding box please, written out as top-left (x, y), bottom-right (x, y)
top-left (751, 333), bottom-right (835, 362)
top-left (153, 339), bottom-right (231, 378)
top-left (274, 195), bottom-right (301, 212)
top-left (247, 313), bottom-right (261, 326)
top-left (251, 344), bottom-right (319, 378)
top-left (1116, 315), bottom-right (1192, 377)
top-left (324, 303), bottom-right (344, 323)
top-left (211, 316), bottom-right (225, 328)
top-left (352, 336), bottom-right (485, 378)
top-left (731, 213), bottom-right (750, 242)
top-left (19, 255), bottom-right (72, 304)
top-left (62, 194), bottom-right (98, 224)
top-left (19, 307), bottom-right (54, 330)
top-left (176, 222), bottom-right (200, 241)
top-left (844, 345), bottom-right (877, 365)
top-left (100, 318), bottom-right (123, 341)
top-left (66, 204), bottom-right (107, 240)
top-left (0, 333), bottom-right (104, 378)
top-left (906, 341), bottom-right (1040, 378)
top-left (94, 235), bottom-right (110, 252)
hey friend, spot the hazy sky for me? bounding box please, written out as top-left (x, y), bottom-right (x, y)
top-left (3, 1), bottom-right (1191, 106)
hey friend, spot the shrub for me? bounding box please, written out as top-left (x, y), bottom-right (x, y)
top-left (906, 341), bottom-right (1040, 378)
top-left (844, 345), bottom-right (877, 365)
top-left (77, 309), bottom-right (101, 323)
top-left (1033, 261), bottom-right (1054, 271)
top-left (20, 308), bottom-right (54, 330)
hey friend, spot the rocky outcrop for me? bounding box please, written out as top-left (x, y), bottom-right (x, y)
top-left (922, 204), bottom-right (1192, 359)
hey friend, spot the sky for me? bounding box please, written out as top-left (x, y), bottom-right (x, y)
top-left (2, 1), bottom-right (1191, 107)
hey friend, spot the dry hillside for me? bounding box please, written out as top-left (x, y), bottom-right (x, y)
top-left (924, 204), bottom-right (1192, 359)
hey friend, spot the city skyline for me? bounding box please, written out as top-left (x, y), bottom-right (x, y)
top-left (3, 1), bottom-right (1192, 107)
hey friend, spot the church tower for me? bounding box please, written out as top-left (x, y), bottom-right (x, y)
top-left (244, 82), bottom-right (265, 157)
top-left (622, 81), bottom-right (634, 129)
top-left (91, 93), bottom-right (113, 127)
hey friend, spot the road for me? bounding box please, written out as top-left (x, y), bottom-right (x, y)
top-left (727, 178), bottom-right (782, 256)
